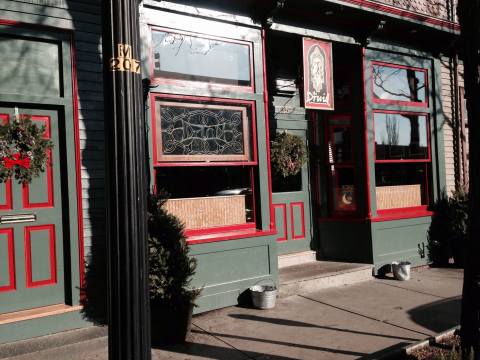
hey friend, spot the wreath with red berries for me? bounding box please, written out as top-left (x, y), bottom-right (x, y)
top-left (0, 116), bottom-right (53, 184)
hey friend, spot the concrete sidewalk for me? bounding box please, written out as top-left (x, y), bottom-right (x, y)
top-left (2, 267), bottom-right (462, 360)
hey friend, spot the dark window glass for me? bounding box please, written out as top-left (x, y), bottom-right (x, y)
top-left (330, 167), bottom-right (356, 212)
top-left (155, 99), bottom-right (253, 162)
top-left (0, 36), bottom-right (60, 97)
top-left (375, 163), bottom-right (428, 210)
top-left (272, 172), bottom-right (302, 193)
top-left (372, 64), bottom-right (426, 104)
top-left (374, 113), bottom-right (428, 160)
top-left (152, 30), bottom-right (251, 86)
top-left (330, 127), bottom-right (352, 163)
top-left (156, 166), bottom-right (254, 227)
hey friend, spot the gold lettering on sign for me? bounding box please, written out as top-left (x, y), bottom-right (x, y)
top-left (109, 43), bottom-right (141, 74)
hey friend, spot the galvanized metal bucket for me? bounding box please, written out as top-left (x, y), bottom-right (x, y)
top-left (250, 285), bottom-right (277, 309)
top-left (392, 261), bottom-right (411, 281)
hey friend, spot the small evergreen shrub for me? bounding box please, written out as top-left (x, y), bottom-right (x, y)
top-left (148, 192), bottom-right (200, 309)
top-left (427, 189), bottom-right (469, 267)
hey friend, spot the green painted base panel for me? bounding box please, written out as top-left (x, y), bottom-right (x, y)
top-left (0, 311), bottom-right (91, 345)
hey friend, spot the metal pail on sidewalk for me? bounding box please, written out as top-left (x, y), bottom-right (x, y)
top-left (392, 261), bottom-right (411, 281)
top-left (250, 285), bottom-right (277, 309)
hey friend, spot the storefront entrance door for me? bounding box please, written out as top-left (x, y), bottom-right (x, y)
top-left (0, 107), bottom-right (65, 314)
top-left (272, 127), bottom-right (313, 255)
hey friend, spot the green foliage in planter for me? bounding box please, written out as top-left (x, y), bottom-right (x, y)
top-left (270, 131), bottom-right (308, 177)
top-left (148, 192), bottom-right (201, 310)
top-left (427, 189), bottom-right (469, 267)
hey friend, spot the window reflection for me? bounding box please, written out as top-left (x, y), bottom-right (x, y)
top-left (374, 113), bottom-right (428, 160)
top-left (152, 30), bottom-right (251, 86)
top-left (372, 64), bottom-right (426, 104)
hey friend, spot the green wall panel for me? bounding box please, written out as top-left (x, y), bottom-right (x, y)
top-left (318, 221), bottom-right (373, 264)
top-left (371, 217), bottom-right (431, 274)
top-left (194, 245), bottom-right (270, 286)
top-left (0, 311), bottom-right (91, 345)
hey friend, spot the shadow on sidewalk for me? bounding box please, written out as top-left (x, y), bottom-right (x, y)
top-left (408, 296), bottom-right (461, 333)
top-left (229, 314), bottom-right (419, 342)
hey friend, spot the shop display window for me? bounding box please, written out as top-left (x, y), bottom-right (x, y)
top-left (155, 166), bottom-right (255, 231)
top-left (326, 115), bottom-right (357, 214)
top-left (151, 95), bottom-right (258, 232)
top-left (373, 111), bottom-right (431, 211)
top-left (371, 62), bottom-right (427, 107)
top-left (151, 28), bottom-right (253, 90)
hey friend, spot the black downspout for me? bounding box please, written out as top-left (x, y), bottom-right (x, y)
top-left (102, 0), bottom-right (151, 359)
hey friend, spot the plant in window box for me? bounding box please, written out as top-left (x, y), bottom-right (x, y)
top-left (148, 192), bottom-right (201, 345)
top-left (270, 132), bottom-right (308, 177)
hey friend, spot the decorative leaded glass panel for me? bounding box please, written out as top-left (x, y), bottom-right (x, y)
top-left (155, 100), bottom-right (253, 162)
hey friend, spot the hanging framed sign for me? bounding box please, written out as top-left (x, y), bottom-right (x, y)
top-left (303, 38), bottom-right (334, 110)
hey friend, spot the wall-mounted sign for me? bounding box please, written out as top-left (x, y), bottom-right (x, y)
top-left (302, 38), bottom-right (334, 110)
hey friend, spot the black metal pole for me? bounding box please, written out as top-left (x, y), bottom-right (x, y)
top-left (101, 1), bottom-right (151, 359)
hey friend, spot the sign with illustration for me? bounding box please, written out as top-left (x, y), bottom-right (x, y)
top-left (303, 38), bottom-right (334, 110)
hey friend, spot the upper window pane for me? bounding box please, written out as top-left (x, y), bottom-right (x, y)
top-left (0, 36), bottom-right (60, 97)
top-left (152, 30), bottom-right (252, 87)
top-left (372, 63), bottom-right (426, 105)
top-left (374, 113), bottom-right (429, 160)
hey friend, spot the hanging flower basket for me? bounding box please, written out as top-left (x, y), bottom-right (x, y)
top-left (0, 116), bottom-right (53, 184)
top-left (270, 132), bottom-right (308, 177)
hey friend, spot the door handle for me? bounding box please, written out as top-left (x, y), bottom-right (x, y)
top-left (0, 214), bottom-right (37, 224)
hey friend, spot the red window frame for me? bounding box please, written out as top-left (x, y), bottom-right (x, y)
top-left (149, 26), bottom-right (255, 94)
top-left (372, 110), bottom-right (432, 217)
top-left (150, 93), bottom-right (258, 167)
top-left (151, 93), bottom-right (261, 240)
top-left (371, 61), bottom-right (429, 108)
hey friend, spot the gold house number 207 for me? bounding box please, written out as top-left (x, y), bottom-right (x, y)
top-left (109, 43), bottom-right (141, 74)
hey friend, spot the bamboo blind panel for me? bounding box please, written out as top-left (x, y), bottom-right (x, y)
top-left (164, 195), bottom-right (246, 229)
top-left (376, 184), bottom-right (422, 210)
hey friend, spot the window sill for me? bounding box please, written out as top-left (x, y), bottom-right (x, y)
top-left (187, 228), bottom-right (276, 245)
top-left (372, 206), bottom-right (433, 222)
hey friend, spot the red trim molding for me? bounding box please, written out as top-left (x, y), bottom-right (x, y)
top-left (0, 228), bottom-right (16, 293)
top-left (187, 229), bottom-right (276, 245)
top-left (290, 202), bottom-right (306, 240)
top-left (273, 203), bottom-right (288, 242)
top-left (24, 225), bottom-right (57, 288)
top-left (262, 30), bottom-right (275, 232)
top-left (22, 116), bottom-right (54, 209)
top-left (372, 206), bottom-right (433, 221)
top-left (336, 0), bottom-right (459, 32)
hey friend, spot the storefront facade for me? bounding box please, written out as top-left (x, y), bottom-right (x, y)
top-left (0, 0), bottom-right (465, 344)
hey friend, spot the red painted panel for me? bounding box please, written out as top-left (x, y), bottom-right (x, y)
top-left (24, 225), bottom-right (57, 288)
top-left (22, 115), bottom-right (54, 208)
top-left (0, 180), bottom-right (13, 211)
top-left (0, 228), bottom-right (15, 292)
top-left (290, 202), bottom-right (306, 240)
top-left (273, 203), bottom-right (288, 242)
top-left (0, 114), bottom-right (13, 211)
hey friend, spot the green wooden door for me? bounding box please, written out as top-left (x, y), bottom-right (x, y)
top-left (272, 128), bottom-right (313, 255)
top-left (0, 107), bottom-right (65, 314)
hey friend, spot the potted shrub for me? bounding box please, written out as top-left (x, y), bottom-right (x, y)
top-left (449, 189), bottom-right (468, 268)
top-left (427, 192), bottom-right (452, 266)
top-left (427, 189), bottom-right (469, 268)
top-left (148, 192), bottom-right (201, 345)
